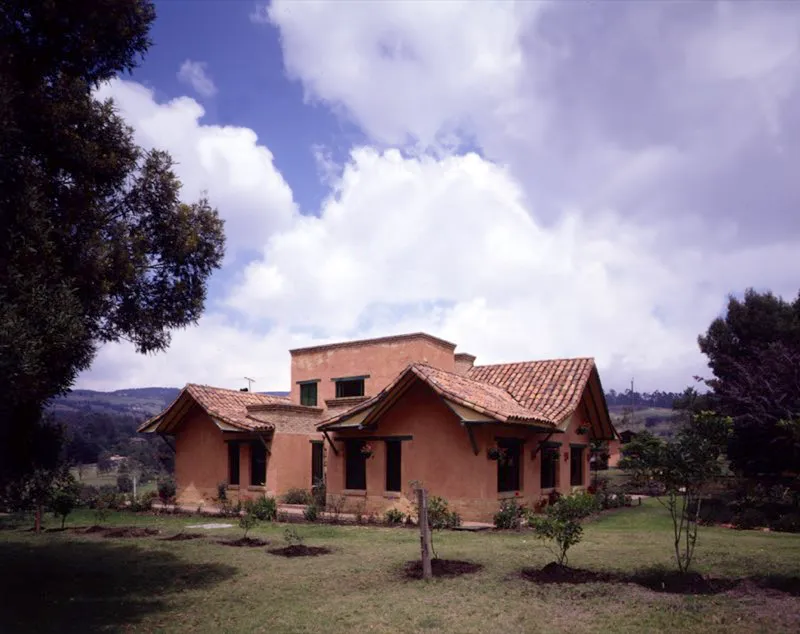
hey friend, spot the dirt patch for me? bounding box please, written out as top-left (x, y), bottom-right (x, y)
top-left (628, 570), bottom-right (737, 595)
top-left (161, 532), bottom-right (204, 542)
top-left (521, 562), bottom-right (613, 584)
top-left (81, 525), bottom-right (108, 534)
top-left (268, 545), bottom-right (332, 557)
top-left (217, 537), bottom-right (270, 547)
top-left (747, 575), bottom-right (800, 597)
top-left (103, 527), bottom-right (160, 539)
top-left (403, 558), bottom-right (483, 579)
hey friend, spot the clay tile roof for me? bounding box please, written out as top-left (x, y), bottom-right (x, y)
top-left (139, 384), bottom-right (291, 433)
top-left (467, 358), bottom-right (596, 423)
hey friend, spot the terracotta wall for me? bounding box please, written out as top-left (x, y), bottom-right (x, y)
top-left (290, 337), bottom-right (455, 406)
top-left (325, 380), bottom-right (595, 522)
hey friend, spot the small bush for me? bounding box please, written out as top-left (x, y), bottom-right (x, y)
top-left (282, 488), bottom-right (313, 505)
top-left (216, 482), bottom-right (228, 503)
top-left (129, 490), bottom-right (158, 513)
top-left (733, 508), bottom-right (768, 530)
top-left (303, 504), bottom-right (319, 522)
top-left (246, 496), bottom-right (277, 521)
top-left (97, 486), bottom-right (124, 510)
top-left (157, 478), bottom-right (177, 506)
top-left (771, 512), bottom-right (800, 534)
top-left (116, 474), bottom-right (133, 494)
top-left (494, 497), bottom-right (526, 529)
top-left (79, 484), bottom-right (100, 508)
top-left (353, 499), bottom-right (366, 524)
top-left (428, 495), bottom-right (460, 529)
top-left (312, 478), bottom-right (326, 508)
top-left (528, 493), bottom-right (598, 565)
top-left (327, 494), bottom-right (346, 523)
top-left (284, 527), bottom-right (304, 546)
top-left (239, 513), bottom-right (258, 539)
top-left (50, 476), bottom-right (81, 529)
top-left (384, 508), bottom-right (406, 525)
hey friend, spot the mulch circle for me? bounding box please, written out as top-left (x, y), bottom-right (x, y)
top-left (102, 527), bottom-right (160, 538)
top-left (161, 532), bottom-right (204, 541)
top-left (521, 562), bottom-right (613, 585)
top-left (217, 537), bottom-right (270, 547)
top-left (268, 545), bottom-right (332, 557)
top-left (403, 558), bottom-right (483, 579)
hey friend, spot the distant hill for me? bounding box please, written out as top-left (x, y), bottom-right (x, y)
top-left (608, 405), bottom-right (684, 440)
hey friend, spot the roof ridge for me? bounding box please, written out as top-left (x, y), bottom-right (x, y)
top-left (470, 356), bottom-right (595, 370)
top-left (186, 383), bottom-right (290, 400)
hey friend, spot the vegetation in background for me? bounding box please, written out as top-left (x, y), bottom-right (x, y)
top-left (494, 497), bottom-right (526, 529)
top-left (527, 493), bottom-right (599, 565)
top-left (282, 488), bottom-right (313, 505)
top-left (245, 496), bottom-right (277, 521)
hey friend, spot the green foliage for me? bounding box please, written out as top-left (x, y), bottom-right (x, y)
top-left (312, 478), bottom-right (326, 508)
top-left (245, 496), bottom-right (277, 521)
top-left (303, 504), bottom-right (318, 522)
top-left (384, 508), bottom-right (406, 525)
top-left (116, 474), bottom-right (133, 494)
top-left (216, 482), bottom-right (228, 503)
top-left (157, 478), bottom-right (176, 506)
top-left (621, 413), bottom-right (731, 573)
top-left (239, 513), bottom-right (258, 539)
top-left (129, 490), bottom-right (157, 513)
top-left (527, 493), bottom-right (598, 565)
top-left (771, 512), bottom-right (800, 534)
top-left (327, 494), bottom-right (346, 523)
top-left (427, 495), bottom-right (461, 529)
top-left (494, 497), bottom-right (526, 529)
top-left (282, 488), bottom-right (313, 505)
top-left (283, 527), bottom-right (304, 547)
top-left (50, 474), bottom-right (81, 529)
top-left (733, 508), bottom-right (768, 530)
top-left (0, 0), bottom-right (225, 487)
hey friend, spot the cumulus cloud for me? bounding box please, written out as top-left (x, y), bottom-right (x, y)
top-left (177, 59), bottom-right (217, 97)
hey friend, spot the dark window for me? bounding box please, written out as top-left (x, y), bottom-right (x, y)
top-left (300, 382), bottom-right (318, 406)
top-left (497, 439), bottom-right (522, 492)
top-left (311, 441), bottom-right (324, 487)
top-left (570, 446), bottom-right (584, 486)
top-left (345, 440), bottom-right (367, 490)
top-left (541, 446), bottom-right (559, 489)
top-left (228, 443), bottom-right (240, 485)
top-left (385, 440), bottom-right (402, 492)
top-left (336, 378), bottom-right (365, 398)
top-left (250, 441), bottom-right (267, 486)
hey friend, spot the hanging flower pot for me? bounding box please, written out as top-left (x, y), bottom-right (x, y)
top-left (360, 443), bottom-right (374, 459)
top-left (487, 446), bottom-right (501, 461)
top-left (576, 425), bottom-right (589, 435)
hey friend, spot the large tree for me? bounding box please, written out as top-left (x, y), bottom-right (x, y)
top-left (698, 289), bottom-right (800, 478)
top-left (0, 0), bottom-right (225, 483)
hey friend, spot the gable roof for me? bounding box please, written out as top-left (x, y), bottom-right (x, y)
top-left (467, 358), bottom-right (596, 423)
top-left (318, 363), bottom-right (557, 431)
top-left (138, 384), bottom-right (291, 434)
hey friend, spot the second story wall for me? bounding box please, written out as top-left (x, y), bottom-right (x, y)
top-left (290, 333), bottom-right (456, 408)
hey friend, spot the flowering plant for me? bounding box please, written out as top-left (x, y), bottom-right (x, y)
top-left (360, 443), bottom-right (374, 459)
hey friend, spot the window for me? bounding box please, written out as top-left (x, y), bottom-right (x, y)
top-left (311, 441), bottom-right (324, 487)
top-left (335, 378), bottom-right (365, 398)
top-left (300, 381), bottom-right (318, 406)
top-left (250, 441), bottom-right (267, 486)
top-left (385, 440), bottom-right (402, 492)
top-left (344, 439), bottom-right (367, 490)
top-left (228, 442), bottom-right (240, 486)
top-left (540, 445), bottom-right (559, 489)
top-left (497, 438), bottom-right (522, 493)
top-left (570, 446), bottom-right (585, 486)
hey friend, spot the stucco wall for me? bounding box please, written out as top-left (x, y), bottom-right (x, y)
top-left (290, 337), bottom-right (455, 406)
top-left (325, 380), bottom-right (594, 522)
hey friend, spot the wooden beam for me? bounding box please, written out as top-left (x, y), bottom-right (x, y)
top-left (256, 433), bottom-right (272, 456)
top-left (158, 433), bottom-right (176, 454)
top-left (332, 434), bottom-right (413, 442)
top-left (586, 372), bottom-right (612, 439)
top-left (464, 423), bottom-right (479, 456)
top-left (530, 432), bottom-right (555, 460)
top-left (323, 431), bottom-right (339, 456)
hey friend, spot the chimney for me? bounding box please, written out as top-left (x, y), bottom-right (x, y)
top-left (454, 352), bottom-right (476, 375)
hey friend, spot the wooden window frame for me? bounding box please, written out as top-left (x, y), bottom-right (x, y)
top-left (228, 442), bottom-right (240, 486)
top-left (300, 381), bottom-right (318, 407)
top-left (385, 440), bottom-right (402, 493)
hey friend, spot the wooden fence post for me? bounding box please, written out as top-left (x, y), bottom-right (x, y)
top-left (418, 487), bottom-right (432, 580)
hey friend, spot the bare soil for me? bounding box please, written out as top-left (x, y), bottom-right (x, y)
top-left (217, 537), bottom-right (270, 547)
top-left (161, 532), bottom-right (204, 541)
top-left (403, 558), bottom-right (483, 579)
top-left (521, 562), bottom-right (613, 584)
top-left (268, 545), bottom-right (331, 557)
top-left (102, 527), bottom-right (160, 538)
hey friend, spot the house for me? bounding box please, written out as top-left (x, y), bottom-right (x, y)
top-left (140, 332), bottom-right (616, 521)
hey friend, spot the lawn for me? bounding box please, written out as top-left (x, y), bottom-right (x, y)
top-left (1, 500), bottom-right (799, 633)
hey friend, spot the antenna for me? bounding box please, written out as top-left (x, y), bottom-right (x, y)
top-left (244, 376), bottom-right (256, 392)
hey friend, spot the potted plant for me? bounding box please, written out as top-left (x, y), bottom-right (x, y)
top-left (576, 425), bottom-right (589, 435)
top-left (360, 443), bottom-right (374, 459)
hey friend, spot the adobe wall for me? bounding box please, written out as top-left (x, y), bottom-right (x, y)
top-left (324, 380), bottom-right (594, 522)
top-left (174, 407), bottom-right (228, 507)
top-left (290, 336), bottom-right (455, 406)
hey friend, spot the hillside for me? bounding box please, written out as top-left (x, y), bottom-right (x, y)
top-left (608, 405), bottom-right (684, 439)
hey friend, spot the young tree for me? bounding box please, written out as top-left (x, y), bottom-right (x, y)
top-left (51, 475), bottom-right (82, 529)
top-left (0, 0), bottom-right (226, 487)
top-left (620, 413), bottom-right (730, 573)
top-left (239, 514), bottom-right (258, 540)
top-left (528, 493), bottom-right (598, 566)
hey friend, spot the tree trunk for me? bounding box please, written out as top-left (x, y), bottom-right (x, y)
top-left (418, 488), bottom-right (432, 580)
top-left (34, 505), bottom-right (42, 534)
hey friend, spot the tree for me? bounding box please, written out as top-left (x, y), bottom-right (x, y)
top-left (0, 0), bottom-right (225, 485)
top-left (51, 474), bottom-right (81, 529)
top-left (620, 413), bottom-right (730, 573)
top-left (528, 493), bottom-right (598, 566)
top-left (698, 289), bottom-right (800, 478)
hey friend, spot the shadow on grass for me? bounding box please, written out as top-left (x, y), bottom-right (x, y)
top-left (0, 537), bottom-right (236, 633)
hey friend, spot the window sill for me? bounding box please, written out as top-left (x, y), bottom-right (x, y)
top-left (498, 491), bottom-right (522, 499)
top-left (228, 485), bottom-right (240, 490)
top-left (247, 485), bottom-right (266, 491)
top-left (541, 487), bottom-right (557, 494)
top-left (342, 489), bottom-right (367, 497)
top-left (383, 491), bottom-right (401, 499)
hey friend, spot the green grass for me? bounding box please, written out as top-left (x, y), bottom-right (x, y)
top-left (71, 464), bottom-right (157, 494)
top-left (1, 500), bottom-right (799, 633)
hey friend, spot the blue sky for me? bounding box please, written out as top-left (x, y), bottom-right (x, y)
top-left (79, 0), bottom-right (800, 394)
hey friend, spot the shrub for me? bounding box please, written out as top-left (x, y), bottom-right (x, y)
top-left (239, 513), bottom-right (258, 539)
top-left (353, 499), bottom-right (366, 524)
top-left (528, 492), bottom-right (598, 566)
top-left (771, 512), bottom-right (800, 534)
top-left (116, 474), bottom-right (133, 494)
top-left (157, 478), bottom-right (177, 506)
top-left (245, 496), bottom-right (277, 521)
top-left (494, 497), bottom-right (526, 529)
top-left (79, 484), bottom-right (100, 508)
top-left (303, 504), bottom-right (319, 522)
top-left (97, 486), bottom-right (124, 510)
top-left (216, 482), bottom-right (228, 503)
top-left (282, 488), bottom-right (313, 505)
top-left (327, 494), bottom-right (346, 523)
top-left (129, 490), bottom-right (157, 513)
top-left (312, 478), bottom-right (326, 508)
top-left (733, 508), bottom-right (768, 530)
top-left (428, 495), bottom-right (460, 529)
top-left (284, 527), bottom-right (304, 546)
top-left (384, 508), bottom-right (406, 525)
top-left (50, 476), bottom-right (81, 529)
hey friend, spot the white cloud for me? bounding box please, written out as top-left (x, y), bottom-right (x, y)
top-left (177, 59), bottom-right (218, 97)
top-left (94, 79), bottom-right (297, 254)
